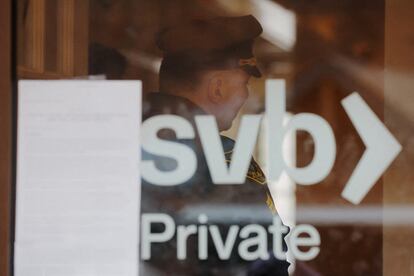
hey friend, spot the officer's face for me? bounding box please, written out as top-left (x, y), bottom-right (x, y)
top-left (207, 69), bottom-right (250, 131)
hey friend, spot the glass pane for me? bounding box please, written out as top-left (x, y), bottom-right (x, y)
top-left (15, 0), bottom-right (414, 275)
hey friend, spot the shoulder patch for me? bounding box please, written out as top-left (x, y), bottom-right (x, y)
top-left (246, 158), bottom-right (267, 185)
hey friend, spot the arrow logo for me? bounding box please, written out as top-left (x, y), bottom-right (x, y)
top-left (341, 93), bottom-right (402, 204)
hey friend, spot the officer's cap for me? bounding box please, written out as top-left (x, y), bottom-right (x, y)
top-left (157, 15), bottom-right (263, 78)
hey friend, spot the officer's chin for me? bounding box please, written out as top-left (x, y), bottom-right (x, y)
top-left (218, 119), bottom-right (233, 132)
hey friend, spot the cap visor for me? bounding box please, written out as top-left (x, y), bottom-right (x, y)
top-left (242, 65), bottom-right (262, 78)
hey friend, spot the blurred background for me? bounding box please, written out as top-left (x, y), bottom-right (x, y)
top-left (16, 0), bottom-right (414, 275)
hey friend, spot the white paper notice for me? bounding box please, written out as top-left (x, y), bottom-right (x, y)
top-left (15, 81), bottom-right (141, 276)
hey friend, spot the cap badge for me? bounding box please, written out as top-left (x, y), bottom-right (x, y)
top-left (239, 57), bottom-right (257, 67)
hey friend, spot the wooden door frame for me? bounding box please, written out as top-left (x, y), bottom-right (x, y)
top-left (0, 0), bottom-right (13, 274)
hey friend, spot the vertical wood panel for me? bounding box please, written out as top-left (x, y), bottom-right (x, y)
top-left (19, 0), bottom-right (89, 78)
top-left (73, 0), bottom-right (89, 76)
top-left (24, 0), bottom-right (45, 72)
top-left (57, 0), bottom-right (75, 75)
top-left (57, 0), bottom-right (89, 76)
top-left (44, 0), bottom-right (58, 72)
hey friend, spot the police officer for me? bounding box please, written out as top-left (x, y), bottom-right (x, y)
top-left (142, 15), bottom-right (290, 275)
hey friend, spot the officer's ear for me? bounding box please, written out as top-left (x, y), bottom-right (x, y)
top-left (207, 74), bottom-right (224, 104)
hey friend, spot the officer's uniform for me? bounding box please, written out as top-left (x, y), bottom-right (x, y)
top-left (141, 15), bottom-right (290, 276)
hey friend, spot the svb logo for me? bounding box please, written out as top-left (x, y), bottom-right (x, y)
top-left (142, 79), bottom-right (402, 204)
